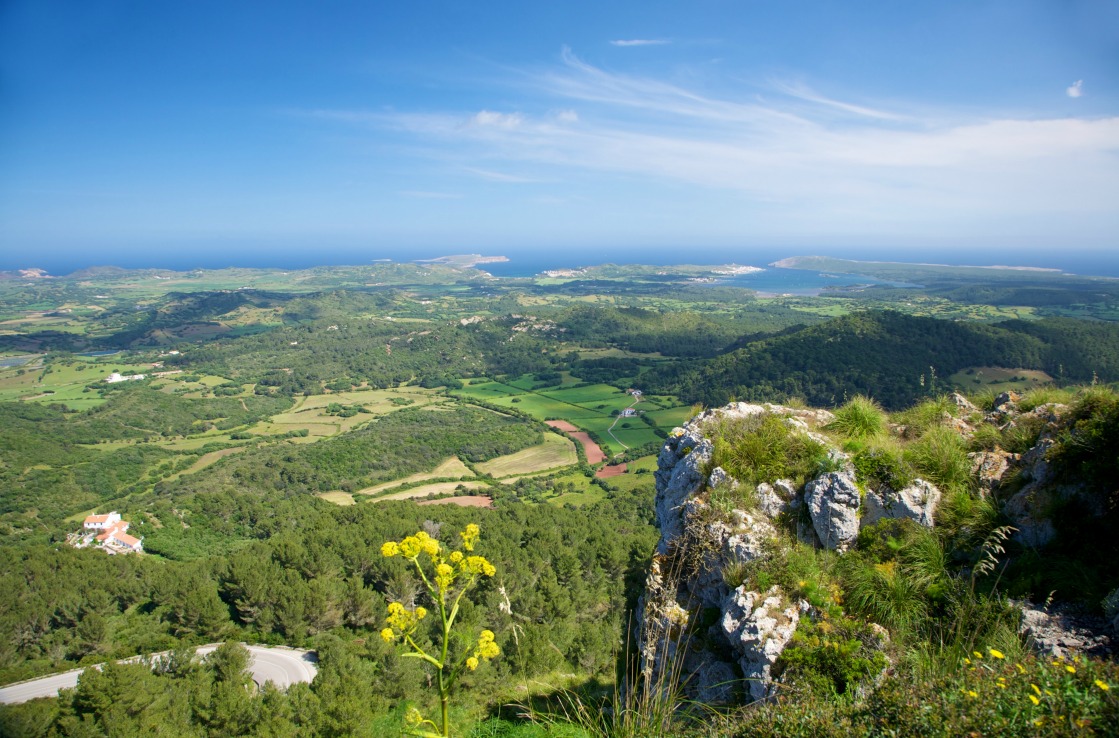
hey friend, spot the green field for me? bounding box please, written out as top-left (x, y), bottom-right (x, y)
top-left (357, 456), bottom-right (475, 495)
top-left (474, 433), bottom-right (577, 477)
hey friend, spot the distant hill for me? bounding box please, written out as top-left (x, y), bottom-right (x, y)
top-left (643, 311), bottom-right (1119, 409)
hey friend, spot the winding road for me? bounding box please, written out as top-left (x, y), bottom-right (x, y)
top-left (0, 644), bottom-right (317, 705)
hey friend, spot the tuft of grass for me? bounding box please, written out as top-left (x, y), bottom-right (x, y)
top-left (1017, 386), bottom-right (1075, 412)
top-left (905, 425), bottom-right (972, 496)
top-left (841, 558), bottom-right (928, 634)
top-left (708, 413), bottom-right (829, 490)
top-left (893, 395), bottom-right (956, 438)
top-left (825, 396), bottom-right (886, 439)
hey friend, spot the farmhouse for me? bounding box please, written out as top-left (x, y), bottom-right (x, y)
top-left (78, 512), bottom-right (143, 553)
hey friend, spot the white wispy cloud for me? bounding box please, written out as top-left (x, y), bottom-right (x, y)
top-left (610, 39), bottom-right (669, 47)
top-left (312, 51), bottom-right (1119, 229)
top-left (1067, 80), bottom-right (1084, 98)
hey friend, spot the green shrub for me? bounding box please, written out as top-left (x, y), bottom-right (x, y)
top-left (851, 442), bottom-right (914, 491)
top-left (709, 413), bottom-right (829, 489)
top-left (826, 396), bottom-right (886, 439)
top-left (776, 615), bottom-right (888, 698)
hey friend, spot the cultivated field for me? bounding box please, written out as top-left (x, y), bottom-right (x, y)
top-left (474, 433), bottom-right (577, 477)
top-left (374, 481), bottom-right (491, 502)
top-left (356, 456), bottom-right (474, 495)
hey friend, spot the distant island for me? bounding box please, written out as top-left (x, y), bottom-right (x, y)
top-left (413, 254), bottom-right (510, 268)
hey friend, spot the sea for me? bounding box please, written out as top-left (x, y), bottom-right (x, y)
top-left (7, 245), bottom-right (1119, 296)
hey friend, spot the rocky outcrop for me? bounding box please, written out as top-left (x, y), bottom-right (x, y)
top-left (642, 403), bottom-right (828, 703)
top-left (861, 479), bottom-right (941, 529)
top-left (1018, 603), bottom-right (1114, 659)
top-left (969, 448), bottom-right (1015, 497)
top-left (804, 471), bottom-right (861, 551)
top-left (721, 587), bottom-right (805, 702)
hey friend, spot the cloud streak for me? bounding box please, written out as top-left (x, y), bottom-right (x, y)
top-left (312, 51), bottom-right (1119, 230)
top-left (610, 39), bottom-right (669, 47)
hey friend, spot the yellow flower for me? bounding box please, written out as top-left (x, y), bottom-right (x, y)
top-left (963, 658), bottom-right (972, 665)
top-left (461, 523), bottom-right (480, 551)
top-left (399, 536), bottom-right (422, 558)
top-left (450, 551), bottom-right (464, 564)
top-left (1015, 663), bottom-right (1026, 673)
top-left (1065, 664), bottom-right (1076, 674)
top-left (973, 651), bottom-right (983, 659)
top-left (381, 541), bottom-right (399, 557)
top-left (966, 690), bottom-right (978, 698)
top-left (415, 606), bottom-right (427, 620)
top-left (988, 648), bottom-right (1005, 659)
top-left (1095, 679), bottom-right (1110, 691)
top-left (1031, 684), bottom-right (1041, 696)
top-left (466, 656), bottom-right (479, 671)
top-left (404, 707), bottom-right (424, 726)
top-left (1028, 694), bottom-right (1040, 706)
top-left (475, 630), bottom-right (500, 660)
top-left (380, 628), bottom-right (394, 642)
top-left (463, 555), bottom-right (496, 577)
top-left (435, 563), bottom-right (456, 591)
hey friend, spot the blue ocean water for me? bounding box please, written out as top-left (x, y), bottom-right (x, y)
top-left (8, 244), bottom-right (1118, 282)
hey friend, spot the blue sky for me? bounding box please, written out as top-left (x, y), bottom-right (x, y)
top-left (1, 0), bottom-right (1117, 272)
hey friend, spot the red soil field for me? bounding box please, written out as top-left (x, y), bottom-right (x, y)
top-left (545, 420), bottom-right (606, 464)
top-left (595, 463), bottom-right (628, 478)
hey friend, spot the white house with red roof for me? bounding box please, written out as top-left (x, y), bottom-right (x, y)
top-left (83, 512), bottom-right (122, 530)
top-left (79, 512), bottom-right (143, 553)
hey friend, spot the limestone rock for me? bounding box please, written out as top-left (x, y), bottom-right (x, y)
top-left (861, 479), bottom-right (941, 528)
top-left (721, 586), bottom-right (803, 702)
top-left (969, 449), bottom-right (1015, 497)
top-left (654, 437), bottom-right (712, 554)
top-left (950, 391), bottom-right (978, 414)
top-left (756, 479), bottom-right (797, 519)
top-left (804, 471), bottom-right (861, 551)
top-left (1019, 603), bottom-right (1114, 659)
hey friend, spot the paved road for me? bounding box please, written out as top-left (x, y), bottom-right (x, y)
top-left (0, 644), bottom-right (317, 705)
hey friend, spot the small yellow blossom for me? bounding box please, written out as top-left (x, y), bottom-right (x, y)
top-left (963, 657), bottom-right (971, 665)
top-left (966, 690), bottom-right (978, 698)
top-left (973, 651), bottom-right (983, 659)
top-left (1095, 679), bottom-right (1110, 691)
top-left (1033, 718), bottom-right (1044, 727)
top-left (380, 628), bottom-right (394, 642)
top-left (1031, 684), bottom-right (1041, 696)
top-left (404, 708), bottom-right (424, 726)
top-left (1065, 664), bottom-right (1076, 674)
top-left (381, 541), bottom-right (399, 557)
top-left (435, 563), bottom-right (455, 590)
top-left (450, 551), bottom-right (464, 564)
top-left (461, 523), bottom-right (480, 551)
top-left (988, 648), bottom-right (1005, 659)
top-left (1015, 663), bottom-right (1026, 673)
top-left (1028, 694), bottom-right (1040, 706)
top-left (415, 606), bottom-right (427, 620)
top-left (466, 656), bottom-right (479, 671)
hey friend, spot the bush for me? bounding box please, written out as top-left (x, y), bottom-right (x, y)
top-left (709, 413), bottom-right (829, 490)
top-left (826, 396), bottom-right (886, 439)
